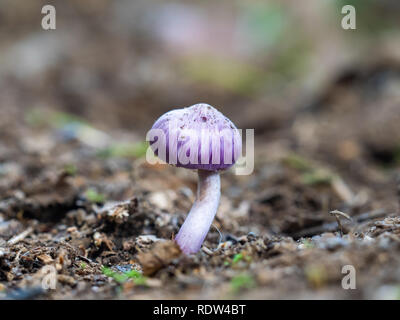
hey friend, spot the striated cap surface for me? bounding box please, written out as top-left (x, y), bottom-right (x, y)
top-left (150, 103), bottom-right (242, 171)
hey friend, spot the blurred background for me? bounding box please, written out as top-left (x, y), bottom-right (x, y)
top-left (1, 0), bottom-right (400, 166)
top-left (1, 0), bottom-right (400, 299)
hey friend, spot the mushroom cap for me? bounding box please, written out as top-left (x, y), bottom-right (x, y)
top-left (150, 103), bottom-right (242, 171)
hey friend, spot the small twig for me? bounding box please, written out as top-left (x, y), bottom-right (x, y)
top-left (15, 249), bottom-right (24, 261)
top-left (212, 224), bottom-right (223, 247)
top-left (201, 246), bottom-right (214, 256)
top-left (291, 209), bottom-right (388, 238)
top-left (330, 210), bottom-right (352, 221)
top-left (203, 224), bottom-right (224, 254)
top-left (7, 227), bottom-right (33, 246)
top-left (77, 255), bottom-right (94, 264)
top-left (330, 210), bottom-right (352, 237)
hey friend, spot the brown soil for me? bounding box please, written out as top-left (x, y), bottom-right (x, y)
top-left (1, 1), bottom-right (400, 300)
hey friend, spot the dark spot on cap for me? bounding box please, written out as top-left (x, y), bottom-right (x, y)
top-left (201, 116), bottom-right (207, 122)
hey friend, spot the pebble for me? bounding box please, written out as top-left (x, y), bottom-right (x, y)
top-left (136, 234), bottom-right (162, 244)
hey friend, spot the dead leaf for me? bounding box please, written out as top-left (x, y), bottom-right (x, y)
top-left (37, 254), bottom-right (53, 264)
top-left (137, 240), bottom-right (181, 276)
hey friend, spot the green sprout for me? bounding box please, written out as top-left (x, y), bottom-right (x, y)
top-left (232, 253), bottom-right (244, 264)
top-left (224, 252), bottom-right (252, 268)
top-left (230, 273), bottom-right (256, 294)
top-left (85, 189), bottom-right (106, 203)
top-left (97, 141), bottom-right (148, 159)
top-left (64, 164), bottom-right (77, 176)
top-left (101, 266), bottom-right (146, 286)
top-left (125, 270), bottom-right (147, 286)
top-left (233, 252), bottom-right (252, 265)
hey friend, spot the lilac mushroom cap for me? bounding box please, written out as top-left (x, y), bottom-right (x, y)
top-left (149, 103), bottom-right (242, 254)
top-left (150, 103), bottom-right (241, 171)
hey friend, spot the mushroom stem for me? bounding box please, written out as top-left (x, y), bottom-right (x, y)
top-left (175, 169), bottom-right (221, 254)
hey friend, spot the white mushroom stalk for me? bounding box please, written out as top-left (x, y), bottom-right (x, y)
top-left (175, 170), bottom-right (221, 254)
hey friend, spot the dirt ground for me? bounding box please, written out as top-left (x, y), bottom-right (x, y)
top-left (1, 62), bottom-right (400, 299)
top-left (1, 1), bottom-right (400, 300)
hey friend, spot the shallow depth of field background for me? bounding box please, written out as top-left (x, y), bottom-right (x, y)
top-left (1, 0), bottom-right (400, 299)
top-left (1, 0), bottom-right (399, 135)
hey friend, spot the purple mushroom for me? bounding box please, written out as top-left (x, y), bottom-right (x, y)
top-left (149, 103), bottom-right (242, 254)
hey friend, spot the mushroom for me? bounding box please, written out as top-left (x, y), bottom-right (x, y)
top-left (149, 103), bottom-right (242, 254)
